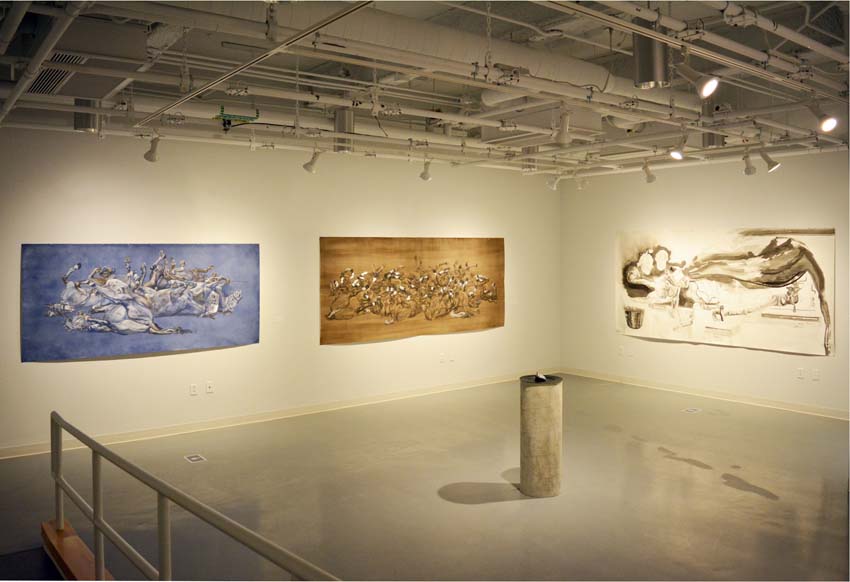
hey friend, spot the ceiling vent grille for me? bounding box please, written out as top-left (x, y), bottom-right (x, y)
top-left (28, 52), bottom-right (87, 95)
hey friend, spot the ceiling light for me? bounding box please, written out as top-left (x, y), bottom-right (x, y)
top-left (676, 63), bottom-right (719, 99)
top-left (302, 150), bottom-right (321, 174)
top-left (808, 103), bottom-right (837, 133)
top-left (633, 28), bottom-right (669, 89)
top-left (758, 149), bottom-right (781, 173)
top-left (546, 175), bottom-right (563, 191)
top-left (669, 136), bottom-right (685, 160)
top-left (642, 160), bottom-right (656, 183)
top-left (143, 137), bottom-right (159, 163)
top-left (742, 152), bottom-right (756, 176)
top-left (419, 159), bottom-right (432, 182)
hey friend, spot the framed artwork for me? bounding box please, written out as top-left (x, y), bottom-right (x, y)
top-left (616, 229), bottom-right (834, 356)
top-left (21, 244), bottom-right (259, 361)
top-left (320, 237), bottom-right (504, 344)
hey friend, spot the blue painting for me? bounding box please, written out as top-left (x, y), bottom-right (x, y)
top-left (21, 244), bottom-right (259, 362)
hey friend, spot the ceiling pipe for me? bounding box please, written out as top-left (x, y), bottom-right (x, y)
top-left (0, 57), bottom-right (556, 137)
top-left (0, 1), bottom-right (31, 55)
top-left (134, 1), bottom-right (372, 128)
top-left (592, 0), bottom-right (847, 94)
top-left (0, 1), bottom-right (88, 125)
top-left (703, 1), bottom-right (849, 65)
top-left (753, 117), bottom-right (844, 144)
top-left (88, 0), bottom-right (702, 112)
top-left (709, 99), bottom-right (818, 121)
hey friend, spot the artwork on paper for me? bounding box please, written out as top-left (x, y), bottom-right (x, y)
top-left (320, 237), bottom-right (504, 345)
top-left (21, 244), bottom-right (259, 362)
top-left (616, 229), bottom-right (835, 356)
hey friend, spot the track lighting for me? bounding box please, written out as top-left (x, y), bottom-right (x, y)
top-left (669, 136), bottom-right (685, 160)
top-left (642, 160), bottom-right (656, 183)
top-left (143, 137), bottom-right (159, 163)
top-left (419, 159), bottom-right (432, 182)
top-left (302, 150), bottom-right (321, 174)
top-left (742, 151), bottom-right (756, 176)
top-left (676, 63), bottom-right (719, 99)
top-left (546, 175), bottom-right (563, 191)
top-left (807, 102), bottom-right (837, 132)
top-left (758, 149), bottom-right (781, 173)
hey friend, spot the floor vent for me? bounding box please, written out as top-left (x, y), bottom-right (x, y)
top-left (184, 454), bottom-right (207, 463)
top-left (28, 52), bottom-right (87, 95)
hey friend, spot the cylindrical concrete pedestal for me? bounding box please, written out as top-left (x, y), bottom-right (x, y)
top-left (519, 374), bottom-right (563, 498)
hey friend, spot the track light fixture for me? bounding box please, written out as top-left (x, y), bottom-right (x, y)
top-left (669, 135), bottom-right (685, 160)
top-left (758, 149), bottom-right (781, 173)
top-left (143, 136), bottom-right (160, 163)
top-left (419, 159), bottom-right (432, 182)
top-left (807, 102), bottom-right (838, 133)
top-left (676, 63), bottom-right (719, 99)
top-left (546, 175), bottom-right (563, 191)
top-left (642, 160), bottom-right (656, 183)
top-left (742, 150), bottom-right (757, 176)
top-left (302, 150), bottom-right (321, 174)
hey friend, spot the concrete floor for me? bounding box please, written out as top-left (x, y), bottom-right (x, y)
top-left (0, 375), bottom-right (847, 580)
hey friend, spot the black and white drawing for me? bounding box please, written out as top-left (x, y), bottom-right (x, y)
top-left (616, 229), bottom-right (835, 356)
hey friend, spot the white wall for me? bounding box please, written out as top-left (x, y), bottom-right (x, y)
top-left (561, 151), bottom-right (849, 417)
top-left (0, 129), bottom-right (562, 450)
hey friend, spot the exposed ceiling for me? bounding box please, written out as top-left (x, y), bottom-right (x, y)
top-left (0, 1), bottom-right (847, 185)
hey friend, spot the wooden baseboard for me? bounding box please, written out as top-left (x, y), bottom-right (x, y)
top-left (560, 366), bottom-right (849, 421)
top-left (41, 519), bottom-right (113, 580)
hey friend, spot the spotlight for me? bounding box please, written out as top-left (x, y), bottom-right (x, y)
top-left (546, 175), bottom-right (563, 191)
top-left (575, 175), bottom-right (588, 190)
top-left (302, 150), bottom-right (321, 174)
top-left (419, 159), bottom-right (432, 182)
top-left (807, 102), bottom-right (837, 132)
top-left (742, 151), bottom-right (756, 176)
top-left (669, 137), bottom-right (685, 160)
top-left (642, 160), bottom-right (656, 183)
top-left (676, 63), bottom-right (719, 99)
top-left (758, 149), bottom-right (781, 173)
top-left (143, 137), bottom-right (159, 163)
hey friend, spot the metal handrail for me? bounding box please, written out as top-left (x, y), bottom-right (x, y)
top-left (49, 411), bottom-right (338, 581)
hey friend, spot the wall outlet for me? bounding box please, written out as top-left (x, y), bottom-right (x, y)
top-left (439, 352), bottom-right (446, 364)
top-left (811, 368), bottom-right (820, 382)
top-left (796, 367), bottom-right (805, 380)
top-left (205, 381), bottom-right (214, 394)
top-left (189, 383), bottom-right (199, 396)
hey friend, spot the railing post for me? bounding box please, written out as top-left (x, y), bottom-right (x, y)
top-left (92, 451), bottom-right (105, 580)
top-left (157, 493), bottom-right (172, 581)
top-left (50, 417), bottom-right (64, 531)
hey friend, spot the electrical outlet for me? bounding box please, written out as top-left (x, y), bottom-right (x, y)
top-left (205, 381), bottom-right (214, 394)
top-left (439, 352), bottom-right (446, 364)
top-left (189, 383), bottom-right (199, 396)
top-left (811, 368), bottom-right (820, 381)
top-left (796, 367), bottom-right (805, 380)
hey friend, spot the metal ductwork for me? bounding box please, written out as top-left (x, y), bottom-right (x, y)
top-left (633, 21), bottom-right (669, 89)
top-left (333, 107), bottom-right (354, 153)
top-left (73, 98), bottom-right (100, 133)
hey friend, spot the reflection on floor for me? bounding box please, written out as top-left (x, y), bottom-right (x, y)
top-left (0, 375), bottom-right (847, 580)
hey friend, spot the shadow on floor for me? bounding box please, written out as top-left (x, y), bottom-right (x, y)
top-left (438, 467), bottom-right (532, 505)
top-left (0, 547), bottom-right (61, 580)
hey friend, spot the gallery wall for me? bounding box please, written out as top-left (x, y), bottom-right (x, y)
top-left (560, 151), bottom-right (849, 417)
top-left (0, 128), bottom-right (562, 451)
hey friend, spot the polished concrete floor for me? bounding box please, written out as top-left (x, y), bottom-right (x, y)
top-left (0, 375), bottom-right (847, 580)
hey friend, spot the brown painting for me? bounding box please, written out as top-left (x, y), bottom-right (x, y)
top-left (320, 237), bottom-right (505, 345)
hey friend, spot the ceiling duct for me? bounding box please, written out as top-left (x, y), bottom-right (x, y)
top-left (334, 107), bottom-right (354, 153)
top-left (73, 98), bottom-right (100, 133)
top-left (633, 21), bottom-right (669, 89)
top-left (28, 52), bottom-right (86, 95)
